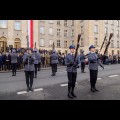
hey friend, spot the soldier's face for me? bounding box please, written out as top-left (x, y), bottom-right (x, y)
top-left (91, 48), bottom-right (95, 52)
top-left (28, 50), bottom-right (32, 54)
top-left (70, 49), bottom-right (75, 53)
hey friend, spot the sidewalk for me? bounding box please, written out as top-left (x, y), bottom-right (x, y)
top-left (0, 66), bottom-right (66, 73)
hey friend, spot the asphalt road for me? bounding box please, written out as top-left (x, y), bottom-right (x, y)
top-left (0, 64), bottom-right (120, 100)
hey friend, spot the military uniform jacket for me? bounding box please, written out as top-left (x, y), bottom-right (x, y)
top-left (65, 53), bottom-right (80, 73)
top-left (11, 53), bottom-right (18, 63)
top-left (88, 52), bottom-right (103, 70)
top-left (50, 53), bottom-right (58, 64)
top-left (80, 54), bottom-right (86, 63)
top-left (23, 53), bottom-right (35, 71)
top-left (34, 53), bottom-right (41, 64)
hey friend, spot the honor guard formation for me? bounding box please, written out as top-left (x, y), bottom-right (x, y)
top-left (0, 33), bottom-right (118, 99)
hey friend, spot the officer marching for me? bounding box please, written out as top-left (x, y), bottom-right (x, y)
top-left (11, 49), bottom-right (18, 76)
top-left (80, 50), bottom-right (86, 73)
top-left (50, 49), bottom-right (58, 76)
top-left (88, 45), bottom-right (104, 92)
top-left (65, 45), bottom-right (80, 99)
top-left (33, 48), bottom-right (41, 78)
top-left (23, 48), bottom-right (35, 92)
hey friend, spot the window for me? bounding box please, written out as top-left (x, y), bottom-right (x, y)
top-left (111, 20), bottom-right (114, 25)
top-left (94, 25), bottom-right (98, 33)
top-left (71, 20), bottom-right (74, 26)
top-left (111, 40), bottom-right (114, 48)
top-left (64, 30), bottom-right (68, 37)
top-left (49, 20), bottom-right (53, 24)
top-left (105, 20), bottom-right (108, 23)
top-left (117, 20), bottom-right (119, 27)
top-left (64, 20), bottom-right (68, 26)
top-left (117, 50), bottom-right (120, 55)
top-left (49, 40), bottom-right (53, 47)
top-left (117, 41), bottom-right (119, 48)
top-left (49, 28), bottom-right (53, 35)
top-left (64, 41), bottom-right (67, 48)
top-left (111, 29), bottom-right (114, 35)
top-left (71, 29), bottom-right (74, 37)
top-left (0, 20), bottom-right (7, 28)
top-left (117, 30), bottom-right (119, 37)
top-left (72, 40), bottom-right (74, 45)
top-left (57, 20), bottom-right (60, 25)
top-left (40, 27), bottom-right (45, 34)
top-left (112, 50), bottom-right (114, 55)
top-left (105, 27), bottom-right (108, 34)
top-left (14, 21), bottom-right (21, 30)
top-left (57, 40), bottom-right (60, 47)
top-left (57, 29), bottom-right (60, 36)
top-left (40, 39), bottom-right (45, 47)
top-left (80, 38), bottom-right (84, 46)
top-left (94, 38), bottom-right (98, 46)
top-left (81, 26), bottom-right (84, 34)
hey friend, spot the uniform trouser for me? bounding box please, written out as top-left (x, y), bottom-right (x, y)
top-left (67, 72), bottom-right (77, 93)
top-left (38, 62), bottom-right (41, 71)
top-left (51, 64), bottom-right (57, 74)
top-left (90, 69), bottom-right (98, 88)
top-left (81, 62), bottom-right (85, 72)
top-left (34, 64), bottom-right (38, 76)
top-left (25, 71), bottom-right (34, 88)
top-left (11, 63), bottom-right (17, 75)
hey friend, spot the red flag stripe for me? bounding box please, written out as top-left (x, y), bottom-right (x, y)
top-left (28, 20), bottom-right (34, 48)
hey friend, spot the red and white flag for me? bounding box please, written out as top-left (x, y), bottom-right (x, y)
top-left (28, 20), bottom-right (34, 48)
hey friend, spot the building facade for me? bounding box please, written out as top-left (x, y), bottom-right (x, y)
top-left (0, 20), bottom-right (120, 55)
top-left (79, 20), bottom-right (120, 55)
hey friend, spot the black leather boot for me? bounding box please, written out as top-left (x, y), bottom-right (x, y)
top-left (68, 85), bottom-right (73, 99)
top-left (71, 86), bottom-right (77, 97)
top-left (27, 87), bottom-right (29, 92)
top-left (29, 87), bottom-right (34, 92)
top-left (91, 88), bottom-right (96, 92)
top-left (94, 87), bottom-right (99, 92)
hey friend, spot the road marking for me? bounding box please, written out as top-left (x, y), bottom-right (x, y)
top-left (109, 75), bottom-right (119, 78)
top-left (60, 84), bottom-right (68, 87)
top-left (17, 91), bottom-right (30, 95)
top-left (34, 88), bottom-right (43, 92)
top-left (60, 82), bottom-right (78, 87)
top-left (17, 88), bottom-right (43, 95)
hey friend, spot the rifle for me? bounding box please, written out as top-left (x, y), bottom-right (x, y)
top-left (74, 34), bottom-right (81, 63)
top-left (99, 36), bottom-right (107, 54)
top-left (104, 33), bottom-right (113, 55)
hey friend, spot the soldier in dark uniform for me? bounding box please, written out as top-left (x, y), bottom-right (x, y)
top-left (11, 49), bottom-right (18, 76)
top-left (88, 45), bottom-right (104, 92)
top-left (50, 49), bottom-right (58, 76)
top-left (23, 48), bottom-right (35, 92)
top-left (65, 45), bottom-right (80, 99)
top-left (80, 50), bottom-right (86, 73)
top-left (33, 48), bottom-right (41, 78)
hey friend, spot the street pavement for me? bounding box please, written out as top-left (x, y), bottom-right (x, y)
top-left (0, 64), bottom-right (120, 100)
